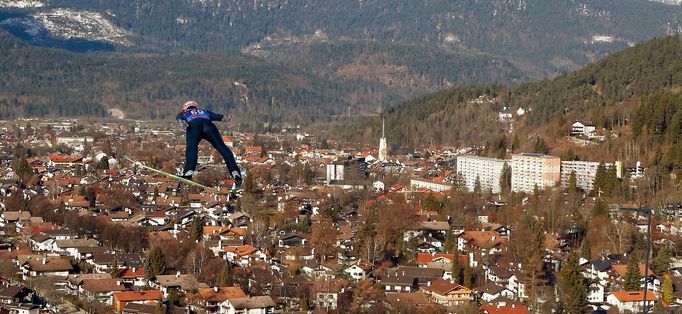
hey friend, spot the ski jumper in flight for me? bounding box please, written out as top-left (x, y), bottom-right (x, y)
top-left (176, 101), bottom-right (242, 188)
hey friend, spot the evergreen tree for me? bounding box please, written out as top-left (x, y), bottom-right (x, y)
top-left (523, 222), bottom-right (544, 304)
top-left (533, 137), bottom-right (549, 154)
top-left (443, 231), bottom-right (456, 253)
top-left (97, 157), bottom-right (110, 170)
top-left (463, 263), bottom-right (472, 288)
top-left (146, 247), bottom-right (166, 279)
top-left (662, 272), bottom-right (673, 305)
top-left (653, 301), bottom-right (667, 314)
top-left (652, 246), bottom-right (672, 275)
top-left (631, 235), bottom-right (647, 260)
top-left (593, 162), bottom-right (607, 194)
top-left (110, 260), bottom-right (119, 278)
top-left (605, 166), bottom-right (620, 197)
top-left (243, 173), bottom-right (256, 194)
top-left (568, 171), bottom-right (578, 194)
top-left (499, 162), bottom-right (512, 194)
top-left (580, 238), bottom-right (592, 260)
top-left (13, 143), bottom-right (26, 159)
top-left (168, 289), bottom-right (181, 310)
top-left (622, 255), bottom-right (642, 291)
top-left (218, 263), bottom-right (233, 286)
top-left (12, 157), bottom-right (33, 183)
top-left (558, 252), bottom-right (589, 314)
top-left (591, 198), bottom-right (608, 218)
top-left (473, 175), bottom-right (482, 195)
top-left (511, 134), bottom-right (520, 153)
top-left (190, 216), bottom-right (204, 242)
top-left (300, 297), bottom-right (309, 311)
top-left (567, 171), bottom-right (579, 210)
top-left (451, 173), bottom-right (466, 191)
top-left (452, 248), bottom-right (462, 285)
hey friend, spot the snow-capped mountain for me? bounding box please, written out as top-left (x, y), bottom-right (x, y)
top-left (0, 6), bottom-right (130, 46)
top-left (32, 9), bottom-right (130, 45)
top-left (0, 0), bottom-right (44, 8)
top-left (649, 0), bottom-right (682, 5)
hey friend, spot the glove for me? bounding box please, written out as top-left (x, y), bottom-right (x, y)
top-left (177, 119), bottom-right (188, 129)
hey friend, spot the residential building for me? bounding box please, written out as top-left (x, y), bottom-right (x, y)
top-left (111, 290), bottom-right (163, 312)
top-left (0, 286), bottom-right (35, 304)
top-left (194, 287), bottom-right (247, 313)
top-left (21, 257), bottom-right (73, 279)
top-left (55, 135), bottom-right (94, 147)
top-left (511, 153), bottom-right (560, 193)
top-left (155, 273), bottom-right (206, 298)
top-left (409, 178), bottom-right (452, 192)
top-left (606, 291), bottom-right (656, 313)
top-left (80, 279), bottom-right (126, 305)
top-left (587, 282), bottom-right (605, 304)
top-left (456, 155), bottom-right (510, 194)
top-left (499, 107), bottom-right (512, 122)
top-left (478, 282), bottom-right (514, 302)
top-left (326, 157), bottom-right (367, 184)
top-left (561, 160), bottom-right (613, 192)
top-left (420, 279), bottom-right (474, 305)
top-left (571, 121), bottom-right (596, 137)
top-left (218, 296), bottom-right (276, 314)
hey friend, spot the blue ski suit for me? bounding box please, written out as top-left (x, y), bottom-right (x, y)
top-left (176, 108), bottom-right (240, 178)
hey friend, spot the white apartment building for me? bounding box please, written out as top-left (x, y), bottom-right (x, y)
top-left (560, 160), bottom-right (612, 192)
top-left (511, 153), bottom-right (561, 193)
top-left (456, 155), bottom-right (510, 194)
top-left (55, 135), bottom-right (94, 147)
top-left (410, 178), bottom-right (453, 192)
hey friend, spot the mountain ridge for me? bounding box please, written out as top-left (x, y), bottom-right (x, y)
top-left (329, 35), bottom-right (682, 156)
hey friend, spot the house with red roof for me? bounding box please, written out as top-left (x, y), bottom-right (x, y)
top-left (420, 278), bottom-right (474, 306)
top-left (47, 154), bottom-right (83, 169)
top-left (416, 253), bottom-right (467, 266)
top-left (223, 244), bottom-right (267, 267)
top-left (222, 135), bottom-right (234, 148)
top-left (606, 291), bottom-right (657, 312)
top-left (192, 286), bottom-right (246, 312)
top-left (118, 267), bottom-right (146, 287)
top-left (111, 290), bottom-right (163, 312)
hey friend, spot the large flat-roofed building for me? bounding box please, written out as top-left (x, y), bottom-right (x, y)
top-left (326, 157), bottom-right (368, 184)
top-left (560, 160), bottom-right (612, 192)
top-left (410, 178), bottom-right (453, 192)
top-left (456, 155), bottom-right (510, 194)
top-left (511, 153), bottom-right (561, 193)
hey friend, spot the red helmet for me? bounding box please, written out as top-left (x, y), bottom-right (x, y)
top-left (182, 101), bottom-right (198, 111)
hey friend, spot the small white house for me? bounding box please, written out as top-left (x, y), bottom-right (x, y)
top-left (606, 291), bottom-right (656, 313)
top-left (372, 181), bottom-right (385, 192)
top-left (498, 107), bottom-right (513, 122)
top-left (344, 264), bottom-right (368, 281)
top-left (571, 121), bottom-right (596, 137)
top-left (219, 296), bottom-right (276, 314)
top-left (507, 273), bottom-right (526, 299)
top-left (587, 282), bottom-right (605, 304)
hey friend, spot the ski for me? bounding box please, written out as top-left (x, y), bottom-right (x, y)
top-left (122, 156), bottom-right (229, 195)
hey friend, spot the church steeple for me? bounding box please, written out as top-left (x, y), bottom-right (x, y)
top-left (382, 118), bottom-right (385, 138)
top-left (379, 118), bottom-right (388, 162)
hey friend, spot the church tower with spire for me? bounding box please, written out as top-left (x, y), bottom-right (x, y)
top-left (378, 118), bottom-right (388, 162)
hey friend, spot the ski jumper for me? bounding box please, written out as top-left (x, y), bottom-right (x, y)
top-left (176, 108), bottom-right (240, 178)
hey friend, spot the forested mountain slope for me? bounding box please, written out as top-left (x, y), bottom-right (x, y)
top-left (336, 36), bottom-right (682, 159)
top-left (0, 31), bottom-right (366, 123)
top-left (2, 0), bottom-right (682, 119)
